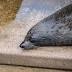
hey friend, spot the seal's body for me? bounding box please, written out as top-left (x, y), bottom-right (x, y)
top-left (20, 4), bottom-right (72, 49)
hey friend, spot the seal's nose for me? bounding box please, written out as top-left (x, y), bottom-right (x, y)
top-left (20, 42), bottom-right (25, 48)
top-left (19, 41), bottom-right (36, 50)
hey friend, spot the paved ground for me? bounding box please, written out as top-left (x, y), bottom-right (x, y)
top-left (0, 65), bottom-right (71, 72)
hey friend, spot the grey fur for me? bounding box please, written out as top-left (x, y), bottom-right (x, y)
top-left (20, 4), bottom-right (72, 49)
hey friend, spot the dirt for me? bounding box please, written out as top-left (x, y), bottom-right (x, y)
top-left (0, 0), bottom-right (22, 27)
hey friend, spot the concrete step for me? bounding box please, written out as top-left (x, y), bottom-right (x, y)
top-left (0, 46), bottom-right (72, 70)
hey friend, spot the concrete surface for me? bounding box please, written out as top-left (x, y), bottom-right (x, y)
top-left (0, 65), bottom-right (71, 72)
top-left (0, 0), bottom-right (72, 70)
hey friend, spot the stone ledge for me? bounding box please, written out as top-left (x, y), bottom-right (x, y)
top-left (0, 47), bottom-right (72, 70)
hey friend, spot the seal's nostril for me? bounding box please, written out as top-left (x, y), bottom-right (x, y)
top-left (20, 43), bottom-right (25, 48)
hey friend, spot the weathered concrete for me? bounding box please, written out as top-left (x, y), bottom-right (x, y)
top-left (0, 65), bottom-right (71, 72)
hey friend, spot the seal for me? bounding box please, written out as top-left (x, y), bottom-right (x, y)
top-left (20, 4), bottom-right (72, 50)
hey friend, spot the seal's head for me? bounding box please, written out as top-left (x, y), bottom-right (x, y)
top-left (20, 40), bottom-right (36, 50)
